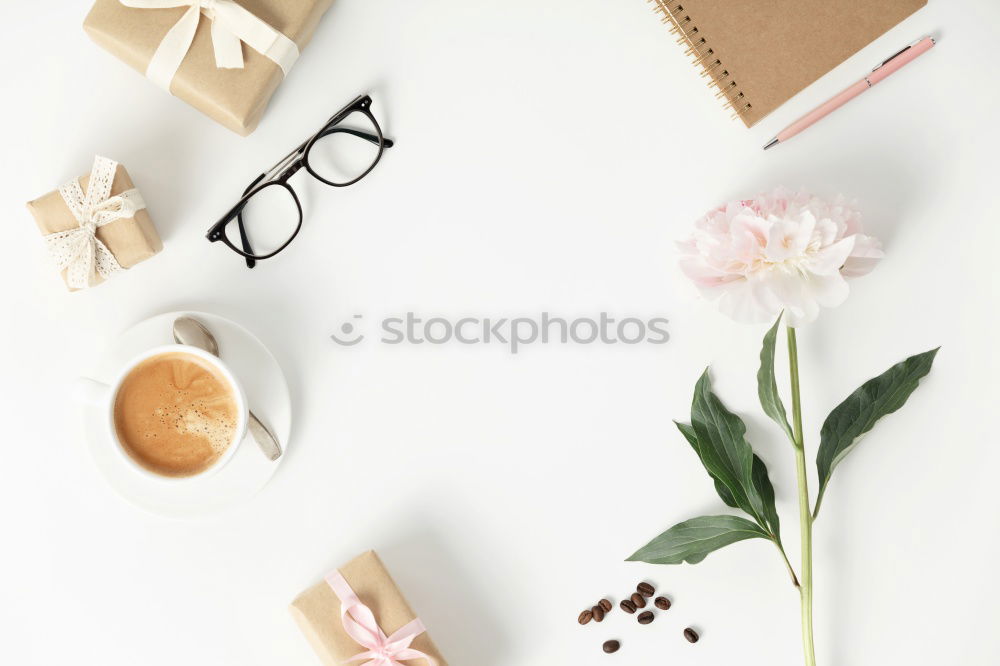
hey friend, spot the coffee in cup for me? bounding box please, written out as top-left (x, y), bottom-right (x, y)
top-left (112, 350), bottom-right (240, 477)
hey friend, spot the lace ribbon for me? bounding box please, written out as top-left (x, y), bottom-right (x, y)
top-left (119, 0), bottom-right (300, 90)
top-left (325, 571), bottom-right (437, 666)
top-left (46, 156), bottom-right (146, 289)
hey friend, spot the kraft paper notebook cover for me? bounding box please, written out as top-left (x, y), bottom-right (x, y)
top-left (651, 0), bottom-right (927, 127)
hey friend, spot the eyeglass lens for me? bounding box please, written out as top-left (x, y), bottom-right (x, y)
top-left (306, 109), bottom-right (383, 185)
top-left (229, 183), bottom-right (300, 258)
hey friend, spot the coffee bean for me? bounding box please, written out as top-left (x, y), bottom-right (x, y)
top-left (654, 596), bottom-right (671, 610)
top-left (602, 640), bottom-right (620, 654)
top-left (619, 599), bottom-right (636, 614)
top-left (630, 592), bottom-right (646, 608)
top-left (592, 605), bottom-right (605, 622)
top-left (637, 582), bottom-right (655, 597)
top-left (637, 610), bottom-right (654, 625)
top-left (683, 627), bottom-right (699, 643)
top-left (578, 609), bottom-right (593, 625)
top-left (598, 598), bottom-right (612, 612)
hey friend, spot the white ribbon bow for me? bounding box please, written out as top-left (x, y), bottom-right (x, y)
top-left (119, 0), bottom-right (300, 90)
top-left (45, 156), bottom-right (146, 289)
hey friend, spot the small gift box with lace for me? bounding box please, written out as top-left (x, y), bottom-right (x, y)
top-left (26, 156), bottom-right (162, 291)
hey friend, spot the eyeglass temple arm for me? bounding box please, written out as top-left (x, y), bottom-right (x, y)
top-left (236, 174), bottom-right (266, 269)
top-left (271, 128), bottom-right (393, 172)
top-left (262, 129), bottom-right (394, 182)
top-left (317, 126), bottom-right (394, 148)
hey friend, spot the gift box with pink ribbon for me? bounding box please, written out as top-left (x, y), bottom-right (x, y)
top-left (83, 0), bottom-right (334, 135)
top-left (290, 551), bottom-right (448, 666)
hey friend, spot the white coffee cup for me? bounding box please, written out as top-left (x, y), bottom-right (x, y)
top-left (75, 344), bottom-right (248, 482)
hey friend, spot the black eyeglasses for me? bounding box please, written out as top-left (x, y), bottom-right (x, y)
top-left (206, 94), bottom-right (393, 267)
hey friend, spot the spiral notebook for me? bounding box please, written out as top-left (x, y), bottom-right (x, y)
top-left (650, 0), bottom-right (927, 127)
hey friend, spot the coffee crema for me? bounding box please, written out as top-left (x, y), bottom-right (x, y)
top-left (113, 351), bottom-right (238, 477)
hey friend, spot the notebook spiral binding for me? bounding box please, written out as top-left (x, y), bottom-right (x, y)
top-left (648, 0), bottom-right (752, 121)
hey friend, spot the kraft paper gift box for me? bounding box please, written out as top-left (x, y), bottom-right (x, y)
top-left (84, 0), bottom-right (335, 136)
top-left (290, 551), bottom-right (448, 665)
top-left (26, 156), bottom-right (161, 291)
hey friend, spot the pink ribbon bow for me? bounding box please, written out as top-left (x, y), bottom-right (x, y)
top-left (325, 572), bottom-right (437, 666)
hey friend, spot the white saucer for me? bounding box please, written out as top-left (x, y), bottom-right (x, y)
top-left (82, 311), bottom-right (292, 518)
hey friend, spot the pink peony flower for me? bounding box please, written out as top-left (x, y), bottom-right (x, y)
top-left (677, 188), bottom-right (883, 325)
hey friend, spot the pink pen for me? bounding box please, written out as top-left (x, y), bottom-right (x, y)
top-left (763, 36), bottom-right (936, 150)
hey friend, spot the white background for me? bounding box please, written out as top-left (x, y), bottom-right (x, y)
top-left (1, 1), bottom-right (998, 664)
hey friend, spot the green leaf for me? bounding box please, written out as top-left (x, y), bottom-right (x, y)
top-left (752, 455), bottom-right (781, 541)
top-left (758, 313), bottom-right (794, 443)
top-left (814, 347), bottom-right (940, 516)
top-left (676, 421), bottom-right (737, 508)
top-left (676, 420), bottom-right (780, 541)
top-left (686, 371), bottom-right (781, 539)
top-left (675, 420), bottom-right (699, 451)
top-left (627, 515), bottom-right (771, 565)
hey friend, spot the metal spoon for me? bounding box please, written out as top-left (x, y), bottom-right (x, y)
top-left (172, 316), bottom-right (282, 461)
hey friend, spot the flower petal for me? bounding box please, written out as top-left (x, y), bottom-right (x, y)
top-left (805, 271), bottom-right (850, 308)
top-left (716, 278), bottom-right (776, 324)
top-left (806, 236), bottom-right (855, 275)
top-left (679, 256), bottom-right (740, 288)
top-left (841, 234), bottom-right (884, 277)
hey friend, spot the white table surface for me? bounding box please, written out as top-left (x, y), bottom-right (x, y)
top-left (2, 2), bottom-right (998, 664)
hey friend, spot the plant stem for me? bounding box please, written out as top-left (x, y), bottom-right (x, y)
top-left (787, 326), bottom-right (817, 666)
top-left (775, 541), bottom-right (800, 588)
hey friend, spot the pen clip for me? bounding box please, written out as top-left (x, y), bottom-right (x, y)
top-left (872, 45), bottom-right (911, 71)
top-left (871, 37), bottom-right (927, 71)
